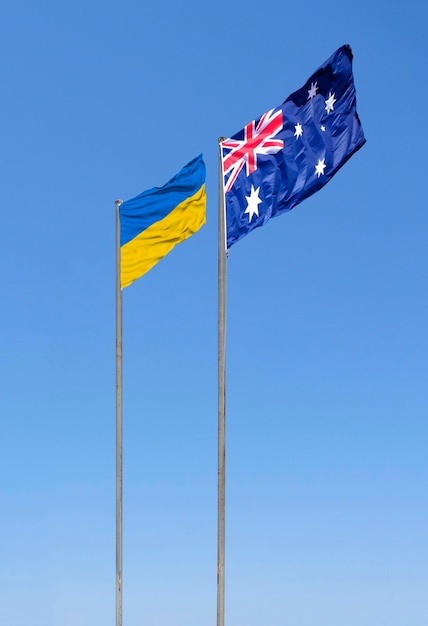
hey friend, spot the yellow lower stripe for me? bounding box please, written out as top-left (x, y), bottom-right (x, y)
top-left (120, 184), bottom-right (206, 288)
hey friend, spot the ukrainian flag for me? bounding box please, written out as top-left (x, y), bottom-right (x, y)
top-left (120, 155), bottom-right (206, 288)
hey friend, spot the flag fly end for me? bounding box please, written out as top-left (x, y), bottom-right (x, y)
top-left (220, 45), bottom-right (365, 248)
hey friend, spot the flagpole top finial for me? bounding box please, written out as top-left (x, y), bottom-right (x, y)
top-left (115, 199), bottom-right (123, 207)
top-left (218, 137), bottom-right (226, 144)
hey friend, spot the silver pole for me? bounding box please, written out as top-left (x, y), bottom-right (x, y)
top-left (217, 139), bottom-right (227, 626)
top-left (115, 199), bottom-right (123, 626)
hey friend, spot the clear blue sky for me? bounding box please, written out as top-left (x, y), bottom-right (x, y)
top-left (1, 1), bottom-right (427, 625)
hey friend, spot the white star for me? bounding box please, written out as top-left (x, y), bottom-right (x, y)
top-left (307, 81), bottom-right (318, 99)
top-left (320, 125), bottom-right (326, 132)
top-left (325, 92), bottom-right (336, 113)
top-left (294, 123), bottom-right (303, 139)
top-left (315, 158), bottom-right (326, 177)
top-left (244, 185), bottom-right (262, 222)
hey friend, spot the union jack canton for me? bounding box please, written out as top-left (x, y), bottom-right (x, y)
top-left (221, 45), bottom-right (366, 248)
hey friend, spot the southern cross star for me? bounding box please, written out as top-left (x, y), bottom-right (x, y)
top-left (244, 185), bottom-right (262, 222)
top-left (294, 123), bottom-right (303, 139)
top-left (307, 81), bottom-right (318, 99)
top-left (315, 158), bottom-right (326, 177)
top-left (325, 92), bottom-right (336, 113)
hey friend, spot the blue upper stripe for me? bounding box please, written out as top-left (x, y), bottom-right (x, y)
top-left (120, 154), bottom-right (206, 247)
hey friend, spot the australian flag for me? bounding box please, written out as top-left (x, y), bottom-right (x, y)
top-left (222, 45), bottom-right (366, 248)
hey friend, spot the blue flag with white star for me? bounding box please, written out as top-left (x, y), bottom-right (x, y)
top-left (221, 45), bottom-right (365, 248)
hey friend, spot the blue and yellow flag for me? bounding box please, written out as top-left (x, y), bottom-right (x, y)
top-left (119, 155), bottom-right (206, 288)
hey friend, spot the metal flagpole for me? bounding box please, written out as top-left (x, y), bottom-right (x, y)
top-left (115, 199), bottom-right (123, 626)
top-left (217, 139), bottom-right (227, 626)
